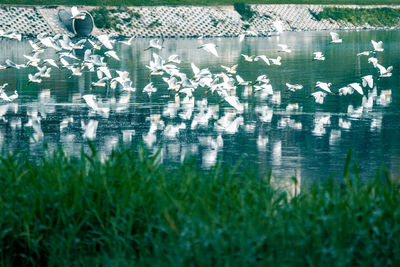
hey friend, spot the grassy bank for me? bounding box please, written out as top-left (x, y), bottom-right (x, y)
top-left (0, 146), bottom-right (399, 265)
top-left (312, 7), bottom-right (400, 26)
top-left (0, 0), bottom-right (399, 6)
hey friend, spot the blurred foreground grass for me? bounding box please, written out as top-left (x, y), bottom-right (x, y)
top-left (0, 145), bottom-right (399, 265)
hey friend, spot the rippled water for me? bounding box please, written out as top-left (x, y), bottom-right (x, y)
top-left (0, 29), bottom-right (399, 181)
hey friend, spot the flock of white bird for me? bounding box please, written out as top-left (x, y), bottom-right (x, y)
top-left (0, 6), bottom-right (394, 167)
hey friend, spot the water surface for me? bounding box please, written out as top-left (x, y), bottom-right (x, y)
top-left (0, 29), bottom-right (399, 182)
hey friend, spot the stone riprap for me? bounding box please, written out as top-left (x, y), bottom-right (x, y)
top-left (0, 5), bottom-right (399, 38)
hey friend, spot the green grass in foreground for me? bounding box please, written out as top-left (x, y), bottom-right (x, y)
top-left (0, 146), bottom-right (399, 265)
top-left (312, 7), bottom-right (400, 26)
top-left (0, 0), bottom-right (400, 6)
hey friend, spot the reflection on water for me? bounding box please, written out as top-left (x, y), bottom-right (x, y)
top-left (0, 30), bottom-right (399, 182)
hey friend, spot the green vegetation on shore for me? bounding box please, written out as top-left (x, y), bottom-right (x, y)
top-left (0, 0), bottom-right (399, 6)
top-left (312, 7), bottom-right (400, 26)
top-left (0, 146), bottom-right (399, 265)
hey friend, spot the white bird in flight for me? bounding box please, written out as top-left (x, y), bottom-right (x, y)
top-left (241, 54), bottom-right (255, 62)
top-left (368, 57), bottom-right (378, 68)
top-left (357, 51), bottom-right (371, 56)
top-left (221, 64), bottom-right (238, 74)
top-left (97, 34), bottom-right (114, 49)
top-left (104, 50), bottom-right (120, 61)
top-left (120, 35), bottom-right (136, 46)
top-left (278, 44), bottom-right (291, 53)
top-left (254, 55), bottom-right (270, 65)
top-left (286, 83), bottom-right (303, 92)
top-left (348, 83), bottom-right (364, 95)
top-left (371, 40), bottom-right (384, 52)
top-left (145, 38), bottom-right (163, 50)
top-left (143, 82), bottom-right (157, 96)
top-left (376, 64), bottom-right (393, 77)
top-left (315, 81), bottom-right (332, 94)
top-left (313, 52), bottom-right (325, 61)
top-left (330, 32), bottom-right (342, 43)
top-left (269, 56), bottom-right (282, 66)
top-left (199, 43), bottom-right (219, 57)
top-left (338, 86), bottom-right (354, 96)
top-left (70, 6), bottom-right (86, 20)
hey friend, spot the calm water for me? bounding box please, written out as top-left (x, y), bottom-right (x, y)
top-left (0, 30), bottom-right (399, 181)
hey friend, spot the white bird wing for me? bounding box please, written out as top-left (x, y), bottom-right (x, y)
top-left (97, 35), bottom-right (113, 50)
top-left (143, 82), bottom-right (156, 93)
top-left (167, 54), bottom-right (180, 64)
top-left (314, 52), bottom-right (323, 57)
top-left (236, 75), bottom-right (244, 84)
top-left (191, 63), bottom-right (200, 77)
top-left (376, 64), bottom-right (387, 74)
top-left (149, 39), bottom-right (161, 49)
top-left (71, 6), bottom-right (80, 17)
top-left (349, 83), bottom-right (363, 95)
top-left (224, 95), bottom-right (244, 112)
top-left (152, 52), bottom-right (163, 68)
top-left (241, 54), bottom-right (252, 61)
top-left (371, 40), bottom-right (383, 51)
top-left (0, 90), bottom-right (10, 101)
top-left (330, 32), bottom-right (340, 41)
top-left (316, 82), bottom-right (332, 93)
top-left (278, 44), bottom-right (288, 50)
top-left (105, 50), bottom-right (120, 61)
top-left (368, 57), bottom-right (378, 67)
top-left (220, 65), bottom-right (230, 72)
top-left (231, 64), bottom-right (238, 72)
top-left (98, 66), bottom-right (112, 79)
top-left (202, 43), bottom-right (218, 57)
top-left (255, 55), bottom-right (270, 65)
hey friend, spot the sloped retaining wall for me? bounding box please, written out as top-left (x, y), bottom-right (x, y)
top-left (0, 4), bottom-right (399, 38)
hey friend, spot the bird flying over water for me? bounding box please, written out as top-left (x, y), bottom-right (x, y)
top-left (313, 52), bottom-right (325, 61)
top-left (145, 38), bottom-right (163, 50)
top-left (371, 40), bottom-right (383, 52)
top-left (199, 43), bottom-right (219, 57)
top-left (316, 81), bottom-right (332, 94)
top-left (330, 32), bottom-right (342, 43)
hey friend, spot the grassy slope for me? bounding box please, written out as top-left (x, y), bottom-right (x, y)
top-left (0, 0), bottom-right (399, 6)
top-left (0, 146), bottom-right (399, 265)
top-left (314, 7), bottom-right (400, 26)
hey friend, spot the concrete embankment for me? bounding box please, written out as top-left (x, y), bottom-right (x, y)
top-left (0, 4), bottom-right (399, 38)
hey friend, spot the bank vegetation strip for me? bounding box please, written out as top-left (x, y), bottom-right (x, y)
top-left (0, 146), bottom-right (399, 265)
top-left (0, 0), bottom-right (400, 6)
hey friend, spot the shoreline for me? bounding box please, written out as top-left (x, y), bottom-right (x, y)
top-left (0, 4), bottom-right (399, 38)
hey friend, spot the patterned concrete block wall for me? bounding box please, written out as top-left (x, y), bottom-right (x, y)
top-left (0, 5), bottom-right (399, 38)
top-left (87, 6), bottom-right (244, 38)
top-left (0, 6), bottom-right (55, 36)
top-left (87, 4), bottom-right (400, 37)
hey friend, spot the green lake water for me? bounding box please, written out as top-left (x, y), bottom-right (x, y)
top-left (0, 29), bottom-right (398, 180)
